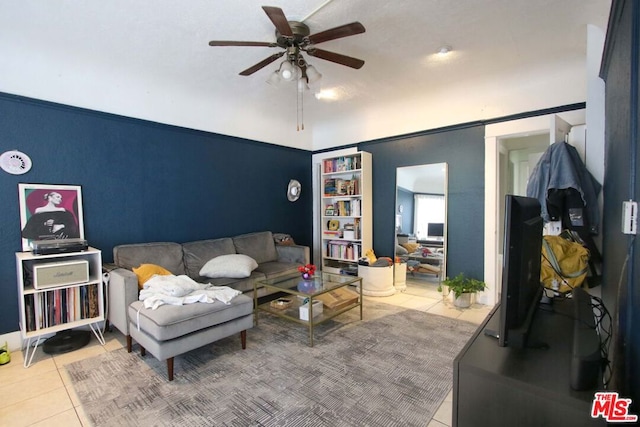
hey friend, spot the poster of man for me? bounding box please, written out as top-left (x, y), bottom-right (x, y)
top-left (18, 183), bottom-right (84, 251)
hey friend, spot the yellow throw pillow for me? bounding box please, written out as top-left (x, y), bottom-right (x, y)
top-left (132, 264), bottom-right (172, 289)
top-left (401, 243), bottom-right (420, 253)
top-left (364, 248), bottom-right (377, 264)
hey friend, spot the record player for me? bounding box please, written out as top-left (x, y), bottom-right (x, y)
top-left (31, 238), bottom-right (88, 255)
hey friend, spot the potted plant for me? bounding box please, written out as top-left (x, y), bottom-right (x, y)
top-left (438, 273), bottom-right (487, 308)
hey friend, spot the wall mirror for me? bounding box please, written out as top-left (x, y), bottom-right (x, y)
top-left (395, 163), bottom-right (448, 285)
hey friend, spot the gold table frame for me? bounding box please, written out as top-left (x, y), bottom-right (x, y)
top-left (254, 272), bottom-right (363, 346)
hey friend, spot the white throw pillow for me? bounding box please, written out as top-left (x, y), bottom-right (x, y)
top-left (199, 254), bottom-right (258, 278)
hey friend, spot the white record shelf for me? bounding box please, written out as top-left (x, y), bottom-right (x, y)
top-left (16, 247), bottom-right (105, 367)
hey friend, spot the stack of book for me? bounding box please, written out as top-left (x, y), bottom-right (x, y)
top-left (323, 177), bottom-right (360, 196)
top-left (326, 241), bottom-right (361, 260)
top-left (323, 156), bottom-right (361, 173)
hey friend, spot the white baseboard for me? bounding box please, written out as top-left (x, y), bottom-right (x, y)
top-left (0, 331), bottom-right (24, 352)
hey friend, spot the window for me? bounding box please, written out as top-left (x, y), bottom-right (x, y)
top-left (414, 194), bottom-right (445, 240)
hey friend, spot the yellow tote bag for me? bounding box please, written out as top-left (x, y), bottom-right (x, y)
top-left (540, 235), bottom-right (590, 294)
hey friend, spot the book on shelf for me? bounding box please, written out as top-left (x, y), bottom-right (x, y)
top-left (24, 294), bottom-right (35, 332)
top-left (88, 284), bottom-right (99, 318)
top-left (324, 178), bottom-right (336, 195)
top-left (323, 155), bottom-right (361, 175)
top-left (350, 199), bottom-right (361, 217)
top-left (326, 240), bottom-right (361, 260)
top-left (324, 176), bottom-right (360, 197)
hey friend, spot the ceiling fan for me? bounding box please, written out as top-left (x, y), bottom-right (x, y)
top-left (208, 6), bottom-right (366, 81)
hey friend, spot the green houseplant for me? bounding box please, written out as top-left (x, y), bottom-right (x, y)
top-left (438, 273), bottom-right (487, 308)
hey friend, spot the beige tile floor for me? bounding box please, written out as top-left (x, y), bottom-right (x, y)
top-left (0, 278), bottom-right (492, 427)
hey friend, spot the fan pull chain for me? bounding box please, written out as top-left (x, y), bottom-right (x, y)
top-left (297, 80), bottom-right (304, 131)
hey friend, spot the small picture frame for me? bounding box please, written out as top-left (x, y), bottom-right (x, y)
top-left (18, 183), bottom-right (85, 251)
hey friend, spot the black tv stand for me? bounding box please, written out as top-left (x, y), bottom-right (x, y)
top-left (483, 328), bottom-right (499, 339)
top-left (453, 297), bottom-right (605, 426)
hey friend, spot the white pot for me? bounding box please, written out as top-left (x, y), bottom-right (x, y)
top-left (454, 292), bottom-right (472, 308)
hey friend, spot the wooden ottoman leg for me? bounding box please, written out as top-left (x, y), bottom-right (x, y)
top-left (241, 330), bottom-right (247, 349)
top-left (167, 357), bottom-right (174, 381)
top-left (140, 346), bottom-right (146, 356)
top-left (126, 335), bottom-right (132, 353)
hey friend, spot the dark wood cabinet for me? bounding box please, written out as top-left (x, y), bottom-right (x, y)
top-left (453, 299), bottom-right (605, 426)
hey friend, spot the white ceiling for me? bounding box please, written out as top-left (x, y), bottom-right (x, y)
top-left (397, 163), bottom-right (447, 194)
top-left (0, 1), bottom-right (611, 151)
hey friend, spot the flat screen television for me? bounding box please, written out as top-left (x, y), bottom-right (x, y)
top-left (427, 222), bottom-right (444, 238)
top-left (497, 195), bottom-right (544, 348)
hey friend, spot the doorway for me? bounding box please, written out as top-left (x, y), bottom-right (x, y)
top-left (483, 111), bottom-right (586, 306)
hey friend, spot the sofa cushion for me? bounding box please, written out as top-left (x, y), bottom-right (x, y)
top-left (132, 264), bottom-right (172, 289)
top-left (197, 271), bottom-right (266, 293)
top-left (182, 238), bottom-right (236, 278)
top-left (254, 261), bottom-right (300, 279)
top-left (199, 254), bottom-right (258, 278)
top-left (128, 294), bottom-right (253, 342)
top-left (113, 242), bottom-right (186, 276)
top-left (233, 231), bottom-right (279, 264)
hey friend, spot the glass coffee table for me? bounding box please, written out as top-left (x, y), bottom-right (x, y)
top-left (254, 272), bottom-right (363, 346)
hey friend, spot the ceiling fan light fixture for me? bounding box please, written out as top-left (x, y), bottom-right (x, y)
top-left (266, 70), bottom-right (282, 86)
top-left (280, 60), bottom-right (296, 80)
top-left (305, 65), bottom-right (322, 84)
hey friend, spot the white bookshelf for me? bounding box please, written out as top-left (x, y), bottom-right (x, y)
top-left (16, 247), bottom-right (105, 367)
top-left (320, 151), bottom-right (372, 274)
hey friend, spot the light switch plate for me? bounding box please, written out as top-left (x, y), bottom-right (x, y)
top-left (622, 200), bottom-right (637, 234)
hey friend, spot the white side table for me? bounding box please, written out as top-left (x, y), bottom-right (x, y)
top-left (357, 265), bottom-right (395, 296)
top-left (394, 263), bottom-right (407, 292)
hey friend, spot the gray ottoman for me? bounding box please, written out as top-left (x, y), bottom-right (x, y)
top-left (127, 293), bottom-right (254, 380)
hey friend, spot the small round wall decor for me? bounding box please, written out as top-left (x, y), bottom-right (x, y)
top-left (0, 150), bottom-right (32, 175)
top-left (287, 179), bottom-right (301, 202)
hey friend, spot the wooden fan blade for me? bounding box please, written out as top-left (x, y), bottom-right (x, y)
top-left (262, 6), bottom-right (293, 37)
top-left (305, 48), bottom-right (365, 69)
top-left (308, 22), bottom-right (366, 45)
top-left (209, 41), bottom-right (278, 47)
top-left (239, 51), bottom-right (285, 76)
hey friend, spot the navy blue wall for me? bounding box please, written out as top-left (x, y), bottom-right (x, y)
top-left (600, 0), bottom-right (639, 406)
top-left (0, 93), bottom-right (313, 334)
top-left (359, 125), bottom-right (485, 281)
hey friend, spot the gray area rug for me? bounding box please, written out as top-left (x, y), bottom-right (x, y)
top-left (66, 302), bottom-right (478, 427)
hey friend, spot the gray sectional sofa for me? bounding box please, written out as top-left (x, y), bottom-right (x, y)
top-left (107, 231), bottom-right (310, 378)
top-left (108, 230), bottom-right (310, 334)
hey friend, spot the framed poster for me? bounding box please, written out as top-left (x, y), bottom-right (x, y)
top-left (18, 183), bottom-right (84, 251)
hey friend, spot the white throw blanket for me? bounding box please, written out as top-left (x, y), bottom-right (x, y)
top-left (139, 274), bottom-right (241, 310)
